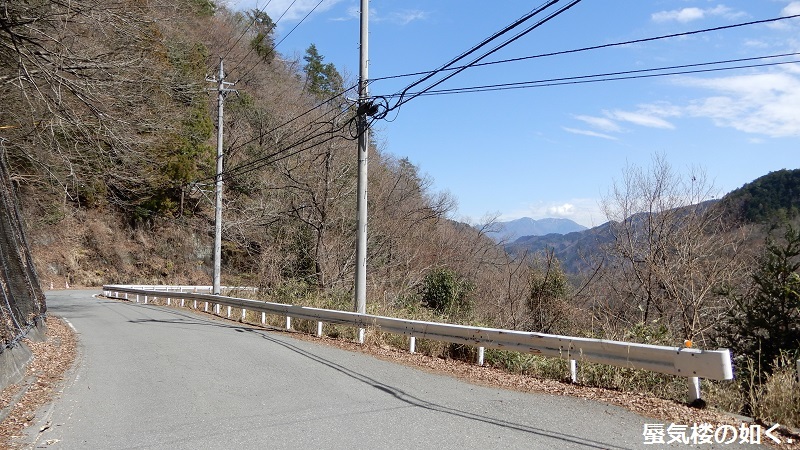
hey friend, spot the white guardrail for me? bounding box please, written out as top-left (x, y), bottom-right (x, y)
top-left (102, 284), bottom-right (733, 403)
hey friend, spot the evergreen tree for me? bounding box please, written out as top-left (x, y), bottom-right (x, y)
top-left (716, 223), bottom-right (800, 384)
top-left (303, 44), bottom-right (343, 98)
top-left (247, 10), bottom-right (276, 63)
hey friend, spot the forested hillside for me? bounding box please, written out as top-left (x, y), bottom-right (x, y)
top-left (1, 0), bottom-right (512, 323)
top-left (720, 168), bottom-right (800, 224)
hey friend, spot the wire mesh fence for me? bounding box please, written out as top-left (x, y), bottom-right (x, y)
top-left (0, 146), bottom-right (46, 352)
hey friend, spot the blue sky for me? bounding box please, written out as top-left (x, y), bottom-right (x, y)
top-left (223, 0), bottom-right (800, 227)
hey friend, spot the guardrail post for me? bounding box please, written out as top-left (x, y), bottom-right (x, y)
top-left (135, 294), bottom-right (139, 303)
top-left (688, 377), bottom-right (701, 403)
top-left (204, 301), bottom-right (208, 312)
top-left (477, 347), bottom-right (485, 366)
top-left (167, 297), bottom-right (171, 306)
top-left (181, 299), bottom-right (185, 307)
top-left (227, 305), bottom-right (231, 318)
top-left (261, 312), bottom-right (266, 325)
top-left (570, 359), bottom-right (578, 383)
top-left (242, 308), bottom-right (246, 322)
top-left (409, 336), bottom-right (416, 354)
top-left (144, 295), bottom-right (148, 304)
top-left (286, 316), bottom-right (292, 330)
top-left (358, 328), bottom-right (365, 344)
top-left (316, 321), bottom-right (323, 337)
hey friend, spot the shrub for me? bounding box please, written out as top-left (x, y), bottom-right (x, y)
top-left (420, 268), bottom-right (474, 319)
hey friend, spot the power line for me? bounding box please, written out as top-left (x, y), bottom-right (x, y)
top-left (194, 98), bottom-right (359, 184)
top-left (228, 0), bottom-right (301, 78)
top-left (371, 13), bottom-right (800, 84)
top-left (273, 0), bottom-right (327, 49)
top-left (211, 115), bottom-right (356, 182)
top-left (223, 81), bottom-right (359, 156)
top-left (390, 0), bottom-right (584, 112)
top-left (206, 90), bottom-right (386, 185)
top-left (395, 0), bottom-right (560, 104)
top-left (214, 3), bottom-right (800, 184)
top-left (192, 53), bottom-right (800, 188)
top-left (209, 1), bottom-right (582, 183)
top-left (220, 2), bottom-right (574, 182)
top-left (382, 55), bottom-right (800, 98)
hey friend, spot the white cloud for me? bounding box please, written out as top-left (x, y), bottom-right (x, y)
top-left (352, 7), bottom-right (428, 25)
top-left (651, 5), bottom-right (745, 23)
top-left (563, 127), bottom-right (618, 140)
top-left (330, 5), bottom-right (359, 21)
top-left (567, 105), bottom-right (676, 138)
top-left (679, 71), bottom-right (800, 137)
top-left (783, 1), bottom-right (800, 16)
top-left (387, 9), bottom-right (428, 25)
top-left (500, 199), bottom-right (605, 228)
top-left (708, 5), bottom-right (747, 20)
top-left (573, 68), bottom-right (800, 140)
top-left (652, 7), bottom-right (705, 23)
top-left (549, 203), bottom-right (575, 216)
top-left (743, 39), bottom-right (770, 49)
top-left (574, 115), bottom-right (622, 132)
top-left (606, 110), bottom-right (676, 129)
top-left (768, 2), bottom-right (800, 29)
top-left (636, 102), bottom-right (682, 118)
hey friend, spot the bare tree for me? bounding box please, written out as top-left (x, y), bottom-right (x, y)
top-left (592, 154), bottom-right (746, 345)
top-left (1, 0), bottom-right (220, 217)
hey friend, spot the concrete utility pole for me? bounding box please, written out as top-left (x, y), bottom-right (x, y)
top-left (209, 59), bottom-right (235, 295)
top-left (354, 0), bottom-right (369, 343)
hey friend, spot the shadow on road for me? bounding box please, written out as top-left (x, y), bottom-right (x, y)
top-left (120, 300), bottom-right (631, 450)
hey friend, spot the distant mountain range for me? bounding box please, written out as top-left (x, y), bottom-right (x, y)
top-left (485, 217), bottom-right (587, 242)
top-left (503, 168), bottom-right (800, 275)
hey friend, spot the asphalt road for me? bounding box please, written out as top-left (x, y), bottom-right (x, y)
top-left (24, 290), bottom-right (758, 449)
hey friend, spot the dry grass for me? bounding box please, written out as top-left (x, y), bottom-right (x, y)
top-left (749, 356), bottom-right (800, 429)
top-left (0, 317), bottom-right (78, 449)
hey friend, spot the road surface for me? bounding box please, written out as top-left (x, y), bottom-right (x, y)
top-left (24, 290), bottom-right (757, 449)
